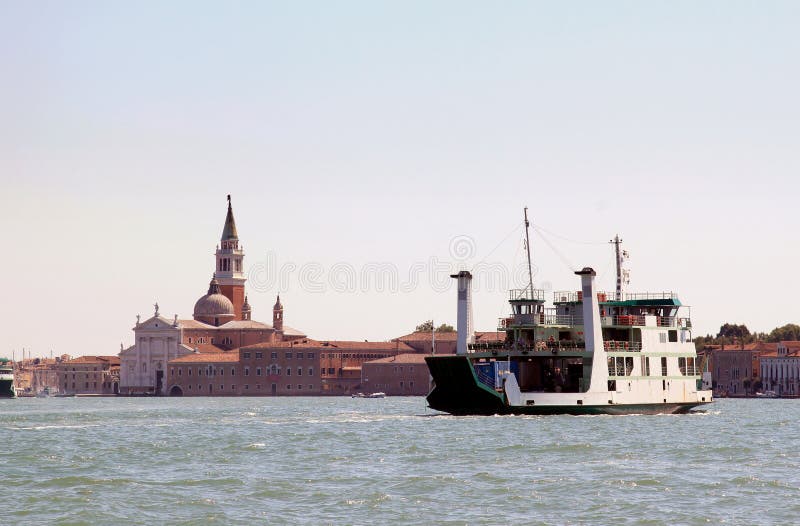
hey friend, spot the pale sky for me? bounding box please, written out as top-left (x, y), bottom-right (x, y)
top-left (2, 1), bottom-right (799, 358)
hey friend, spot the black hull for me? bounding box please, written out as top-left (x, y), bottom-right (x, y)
top-left (0, 380), bottom-right (16, 399)
top-left (425, 355), bottom-right (709, 416)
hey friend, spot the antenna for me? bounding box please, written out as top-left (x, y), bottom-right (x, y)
top-left (431, 320), bottom-right (436, 356)
top-left (610, 235), bottom-right (630, 300)
top-left (524, 207), bottom-right (534, 295)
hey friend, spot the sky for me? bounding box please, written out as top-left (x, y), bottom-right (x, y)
top-left (1, 1), bottom-right (799, 358)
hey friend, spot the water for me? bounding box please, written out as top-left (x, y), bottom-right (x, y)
top-left (0, 397), bottom-right (797, 525)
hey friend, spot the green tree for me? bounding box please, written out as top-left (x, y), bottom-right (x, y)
top-left (716, 323), bottom-right (750, 340)
top-left (768, 324), bottom-right (800, 342)
top-left (415, 320), bottom-right (456, 333)
top-left (415, 320), bottom-right (434, 332)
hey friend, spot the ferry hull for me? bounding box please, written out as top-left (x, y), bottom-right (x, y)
top-left (0, 379), bottom-right (16, 399)
top-left (426, 355), bottom-right (710, 416)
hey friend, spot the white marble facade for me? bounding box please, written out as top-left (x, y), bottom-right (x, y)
top-left (119, 310), bottom-right (192, 395)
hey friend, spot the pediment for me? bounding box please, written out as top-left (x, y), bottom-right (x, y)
top-left (134, 315), bottom-right (180, 332)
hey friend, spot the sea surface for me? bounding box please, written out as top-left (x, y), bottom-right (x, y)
top-left (0, 397), bottom-right (797, 525)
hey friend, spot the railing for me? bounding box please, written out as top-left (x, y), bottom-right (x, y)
top-left (603, 341), bottom-right (642, 352)
top-left (553, 291), bottom-right (613, 303)
top-left (499, 313), bottom-right (693, 332)
top-left (539, 340), bottom-right (586, 351)
top-left (499, 314), bottom-right (584, 328)
top-left (622, 292), bottom-right (679, 301)
top-left (468, 341), bottom-right (507, 351)
top-left (509, 288), bottom-right (546, 301)
top-left (474, 367), bottom-right (498, 389)
top-left (606, 315), bottom-right (646, 326)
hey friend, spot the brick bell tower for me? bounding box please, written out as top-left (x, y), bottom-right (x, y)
top-left (215, 195), bottom-right (247, 320)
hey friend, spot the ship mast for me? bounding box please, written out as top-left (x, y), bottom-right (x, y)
top-left (524, 207), bottom-right (534, 296)
top-left (610, 234), bottom-right (629, 300)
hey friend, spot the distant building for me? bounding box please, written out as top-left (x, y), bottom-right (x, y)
top-left (12, 357), bottom-right (61, 395)
top-left (57, 356), bottom-right (120, 395)
top-left (165, 339), bottom-right (423, 396)
top-left (361, 354), bottom-right (431, 395)
top-left (711, 342), bottom-right (775, 396)
top-left (119, 196), bottom-right (305, 395)
top-left (395, 330), bottom-right (506, 354)
top-left (760, 341), bottom-right (800, 396)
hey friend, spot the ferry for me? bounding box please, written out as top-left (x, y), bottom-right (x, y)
top-left (425, 211), bottom-right (713, 416)
top-left (0, 358), bottom-right (16, 398)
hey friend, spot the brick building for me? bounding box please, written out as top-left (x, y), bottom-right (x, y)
top-left (165, 339), bottom-right (422, 396)
top-left (711, 342), bottom-right (775, 396)
top-left (57, 356), bottom-right (120, 395)
top-left (361, 354), bottom-right (431, 395)
top-left (119, 196), bottom-right (305, 395)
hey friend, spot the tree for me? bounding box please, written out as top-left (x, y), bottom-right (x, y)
top-left (415, 320), bottom-right (434, 332)
top-left (716, 323), bottom-right (750, 340)
top-left (415, 321), bottom-right (456, 333)
top-left (768, 324), bottom-right (800, 342)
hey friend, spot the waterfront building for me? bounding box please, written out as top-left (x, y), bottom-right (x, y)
top-left (395, 330), bottom-right (506, 354)
top-left (12, 357), bottom-right (61, 395)
top-left (119, 196), bottom-right (306, 395)
top-left (361, 354), bottom-right (431, 395)
top-left (56, 356), bottom-right (120, 395)
top-left (760, 341), bottom-right (800, 396)
top-left (165, 339), bottom-right (421, 396)
top-left (711, 342), bottom-right (775, 396)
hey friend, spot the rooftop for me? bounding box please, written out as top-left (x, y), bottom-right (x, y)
top-left (63, 355), bottom-right (121, 365)
top-left (364, 353), bottom-right (430, 364)
top-left (171, 350), bottom-right (240, 363)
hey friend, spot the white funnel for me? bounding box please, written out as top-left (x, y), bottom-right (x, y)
top-left (451, 271), bottom-right (474, 355)
top-left (576, 267), bottom-right (608, 392)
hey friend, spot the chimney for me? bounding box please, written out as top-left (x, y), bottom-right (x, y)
top-left (451, 271), bottom-right (474, 355)
top-left (576, 267), bottom-right (608, 392)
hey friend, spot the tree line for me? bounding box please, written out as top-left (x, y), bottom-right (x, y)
top-left (693, 322), bottom-right (800, 350)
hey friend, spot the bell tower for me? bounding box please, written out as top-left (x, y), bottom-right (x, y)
top-left (273, 295), bottom-right (284, 334)
top-left (215, 195), bottom-right (247, 320)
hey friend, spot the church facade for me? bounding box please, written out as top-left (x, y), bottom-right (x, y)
top-left (119, 196), bottom-right (305, 395)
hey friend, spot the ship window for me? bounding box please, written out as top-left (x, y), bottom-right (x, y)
top-left (642, 357), bottom-right (650, 376)
top-left (659, 333), bottom-right (667, 343)
top-left (608, 380), bottom-right (617, 391)
top-left (668, 330), bottom-right (678, 343)
top-left (661, 357), bottom-right (668, 376)
top-left (607, 357), bottom-right (633, 376)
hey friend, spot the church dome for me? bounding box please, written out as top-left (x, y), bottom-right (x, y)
top-left (193, 278), bottom-right (235, 319)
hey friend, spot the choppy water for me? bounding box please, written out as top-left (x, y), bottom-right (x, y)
top-left (0, 397), bottom-right (797, 525)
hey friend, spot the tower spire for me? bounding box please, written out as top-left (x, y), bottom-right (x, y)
top-left (215, 195), bottom-right (246, 319)
top-left (221, 195), bottom-right (238, 241)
